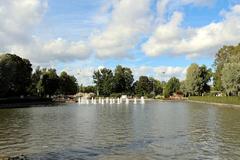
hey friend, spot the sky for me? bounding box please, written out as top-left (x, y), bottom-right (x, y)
top-left (1, 0), bottom-right (240, 85)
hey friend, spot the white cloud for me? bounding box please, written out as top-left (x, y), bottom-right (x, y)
top-left (142, 4), bottom-right (240, 58)
top-left (8, 38), bottom-right (91, 62)
top-left (90, 0), bottom-right (152, 58)
top-left (133, 65), bottom-right (187, 81)
top-left (0, 0), bottom-right (92, 62)
top-left (0, 0), bottom-right (47, 46)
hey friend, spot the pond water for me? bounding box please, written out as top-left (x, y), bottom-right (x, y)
top-left (0, 101), bottom-right (240, 159)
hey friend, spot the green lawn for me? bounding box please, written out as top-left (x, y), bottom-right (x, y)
top-left (189, 96), bottom-right (240, 105)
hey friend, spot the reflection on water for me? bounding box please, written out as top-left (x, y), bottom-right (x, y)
top-left (0, 101), bottom-right (240, 159)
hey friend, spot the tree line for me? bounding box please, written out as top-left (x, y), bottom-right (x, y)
top-left (93, 44), bottom-right (240, 97)
top-left (0, 54), bottom-right (78, 98)
top-left (93, 65), bottom-right (164, 97)
top-left (0, 43), bottom-right (239, 98)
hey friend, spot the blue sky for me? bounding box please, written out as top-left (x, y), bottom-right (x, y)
top-left (1, 0), bottom-right (240, 84)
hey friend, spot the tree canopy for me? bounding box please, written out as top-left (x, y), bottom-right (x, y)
top-left (0, 54), bottom-right (32, 97)
top-left (59, 71), bottom-right (78, 95)
top-left (185, 64), bottom-right (212, 96)
top-left (164, 77), bottom-right (180, 97)
top-left (221, 63), bottom-right (240, 96)
top-left (214, 44), bottom-right (240, 91)
top-left (93, 68), bottom-right (114, 96)
top-left (113, 65), bottom-right (134, 94)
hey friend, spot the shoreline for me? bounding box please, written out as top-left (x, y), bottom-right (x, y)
top-left (187, 100), bottom-right (240, 108)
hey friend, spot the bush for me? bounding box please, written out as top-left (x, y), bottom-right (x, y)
top-left (146, 93), bottom-right (155, 99)
top-left (110, 93), bottom-right (122, 98)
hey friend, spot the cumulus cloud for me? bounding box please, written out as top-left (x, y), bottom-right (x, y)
top-left (90, 0), bottom-right (152, 58)
top-left (8, 38), bottom-right (92, 62)
top-left (0, 0), bottom-right (47, 46)
top-left (133, 65), bottom-right (187, 81)
top-left (0, 0), bottom-right (92, 62)
top-left (142, 4), bottom-right (240, 58)
top-left (1, 0), bottom-right (238, 63)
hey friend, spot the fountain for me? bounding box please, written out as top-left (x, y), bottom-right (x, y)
top-left (78, 97), bottom-right (81, 104)
top-left (126, 98), bottom-right (129, 104)
top-left (91, 97), bottom-right (94, 104)
top-left (109, 98), bottom-right (112, 104)
top-left (117, 98), bottom-right (120, 104)
top-left (113, 98), bottom-right (115, 104)
top-left (93, 99), bottom-right (97, 104)
top-left (134, 98), bottom-right (137, 104)
top-left (98, 98), bottom-right (101, 104)
top-left (141, 96), bottom-right (145, 104)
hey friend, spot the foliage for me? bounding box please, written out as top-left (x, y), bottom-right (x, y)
top-left (149, 77), bottom-right (163, 95)
top-left (110, 93), bottom-right (122, 98)
top-left (79, 85), bottom-right (96, 93)
top-left (28, 66), bottom-right (42, 96)
top-left (113, 65), bottom-right (134, 94)
top-left (93, 68), bottom-right (114, 96)
top-left (0, 54), bottom-right (32, 97)
top-left (185, 64), bottom-right (212, 96)
top-left (221, 63), bottom-right (240, 96)
top-left (180, 80), bottom-right (187, 96)
top-left (59, 71), bottom-right (78, 95)
top-left (189, 96), bottom-right (240, 105)
top-left (37, 69), bottom-right (59, 97)
top-left (134, 76), bottom-right (153, 96)
top-left (214, 44), bottom-right (240, 91)
top-left (164, 77), bottom-right (180, 97)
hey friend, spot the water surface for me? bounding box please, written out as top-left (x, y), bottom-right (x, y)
top-left (0, 101), bottom-right (240, 159)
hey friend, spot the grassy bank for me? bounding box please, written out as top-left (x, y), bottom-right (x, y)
top-left (189, 96), bottom-right (240, 106)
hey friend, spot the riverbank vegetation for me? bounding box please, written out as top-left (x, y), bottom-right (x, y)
top-left (0, 43), bottom-right (239, 104)
top-left (0, 54), bottom-right (78, 101)
top-left (189, 96), bottom-right (240, 106)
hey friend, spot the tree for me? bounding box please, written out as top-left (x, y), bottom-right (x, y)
top-left (164, 77), bottom-right (180, 97)
top-left (149, 77), bottom-right (163, 95)
top-left (0, 54), bottom-right (32, 97)
top-left (221, 63), bottom-right (240, 96)
top-left (199, 65), bottom-right (212, 93)
top-left (59, 71), bottom-right (78, 95)
top-left (134, 76), bottom-right (152, 96)
top-left (80, 85), bottom-right (96, 93)
top-left (28, 66), bottom-right (42, 96)
top-left (185, 63), bottom-right (211, 96)
top-left (113, 65), bottom-right (134, 94)
top-left (214, 44), bottom-right (240, 91)
top-left (180, 81), bottom-right (187, 97)
top-left (93, 68), bottom-right (114, 96)
top-left (37, 69), bottom-right (59, 97)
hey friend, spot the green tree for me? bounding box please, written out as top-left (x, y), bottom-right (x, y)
top-left (164, 77), bottom-right (180, 97)
top-left (59, 71), bottom-right (78, 95)
top-left (180, 80), bottom-right (187, 96)
top-left (0, 54), bottom-right (32, 97)
top-left (221, 63), bottom-right (240, 96)
top-left (80, 85), bottom-right (96, 93)
top-left (28, 66), bottom-right (42, 96)
top-left (185, 63), bottom-right (211, 96)
top-left (149, 77), bottom-right (163, 95)
top-left (134, 76), bottom-right (152, 96)
top-left (37, 69), bottom-right (59, 97)
top-left (199, 65), bottom-right (212, 93)
top-left (113, 65), bottom-right (134, 94)
top-left (214, 44), bottom-right (240, 91)
top-left (93, 68), bottom-right (114, 96)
